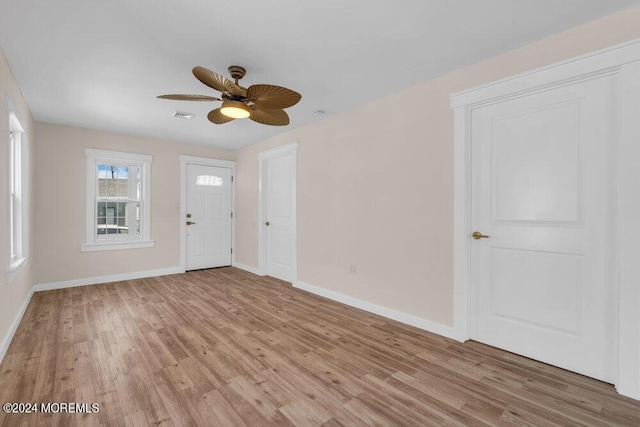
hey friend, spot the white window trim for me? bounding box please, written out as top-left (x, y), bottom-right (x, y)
top-left (82, 148), bottom-right (154, 252)
top-left (6, 110), bottom-right (28, 284)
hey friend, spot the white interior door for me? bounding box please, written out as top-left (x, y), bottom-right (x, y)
top-left (186, 164), bottom-right (232, 271)
top-left (263, 150), bottom-right (296, 282)
top-left (470, 76), bottom-right (616, 382)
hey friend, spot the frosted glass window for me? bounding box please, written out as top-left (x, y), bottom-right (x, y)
top-left (196, 175), bottom-right (223, 186)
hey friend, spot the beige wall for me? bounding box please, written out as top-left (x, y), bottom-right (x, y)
top-left (0, 50), bottom-right (35, 348)
top-left (234, 5), bottom-right (640, 326)
top-left (34, 122), bottom-right (235, 284)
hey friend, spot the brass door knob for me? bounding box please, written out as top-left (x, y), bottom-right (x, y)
top-left (472, 231), bottom-right (490, 240)
top-left (265, 221), bottom-right (270, 226)
top-left (186, 221), bottom-right (196, 225)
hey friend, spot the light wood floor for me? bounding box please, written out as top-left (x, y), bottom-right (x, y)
top-left (1, 268), bottom-right (638, 426)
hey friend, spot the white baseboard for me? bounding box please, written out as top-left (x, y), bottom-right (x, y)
top-left (33, 266), bottom-right (185, 292)
top-left (232, 262), bottom-right (265, 276)
top-left (617, 384), bottom-right (640, 401)
top-left (294, 280), bottom-right (464, 342)
top-left (0, 288), bottom-right (34, 364)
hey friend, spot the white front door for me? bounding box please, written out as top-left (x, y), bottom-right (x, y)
top-left (186, 164), bottom-right (232, 271)
top-left (263, 150), bottom-right (296, 282)
top-left (470, 75), bottom-right (616, 382)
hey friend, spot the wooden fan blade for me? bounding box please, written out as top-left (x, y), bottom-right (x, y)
top-left (207, 108), bottom-right (236, 125)
top-left (157, 94), bottom-right (221, 101)
top-left (246, 84), bottom-right (301, 109)
top-left (193, 66), bottom-right (245, 96)
top-left (249, 106), bottom-right (289, 126)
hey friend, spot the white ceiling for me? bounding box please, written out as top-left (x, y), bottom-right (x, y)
top-left (1, 0), bottom-right (638, 149)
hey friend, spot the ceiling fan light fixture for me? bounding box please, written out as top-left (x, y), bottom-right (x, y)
top-left (220, 100), bottom-right (250, 119)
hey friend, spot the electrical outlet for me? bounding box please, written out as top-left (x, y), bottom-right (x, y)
top-left (349, 265), bottom-right (357, 274)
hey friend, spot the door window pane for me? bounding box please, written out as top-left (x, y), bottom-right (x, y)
top-left (196, 175), bottom-right (223, 186)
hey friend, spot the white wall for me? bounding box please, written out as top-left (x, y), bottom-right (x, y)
top-left (234, 5), bottom-right (640, 327)
top-left (34, 122), bottom-right (235, 284)
top-left (0, 50), bottom-right (35, 354)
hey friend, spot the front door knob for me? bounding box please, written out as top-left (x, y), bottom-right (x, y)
top-left (265, 221), bottom-right (270, 226)
top-left (472, 231), bottom-right (490, 240)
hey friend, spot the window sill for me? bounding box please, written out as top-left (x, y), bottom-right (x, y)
top-left (6, 257), bottom-right (27, 284)
top-left (81, 240), bottom-right (155, 252)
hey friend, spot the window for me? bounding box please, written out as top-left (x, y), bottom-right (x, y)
top-left (195, 175), bottom-right (223, 186)
top-left (7, 112), bottom-right (28, 282)
top-left (82, 149), bottom-right (153, 252)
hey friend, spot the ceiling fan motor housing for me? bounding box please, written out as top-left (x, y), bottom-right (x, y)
top-left (228, 65), bottom-right (246, 81)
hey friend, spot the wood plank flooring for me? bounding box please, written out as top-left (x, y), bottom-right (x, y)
top-left (0, 267), bottom-right (638, 426)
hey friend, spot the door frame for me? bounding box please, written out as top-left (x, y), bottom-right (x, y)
top-left (450, 39), bottom-right (640, 399)
top-left (258, 142), bottom-right (298, 282)
top-left (179, 155), bottom-right (236, 272)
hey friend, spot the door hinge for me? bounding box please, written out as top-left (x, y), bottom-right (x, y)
top-left (231, 248), bottom-right (233, 254)
top-left (231, 212), bottom-right (233, 218)
top-left (231, 176), bottom-right (234, 182)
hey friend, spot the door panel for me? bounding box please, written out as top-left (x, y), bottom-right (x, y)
top-left (186, 165), bottom-right (232, 270)
top-left (270, 230), bottom-right (293, 266)
top-left (470, 76), bottom-right (615, 382)
top-left (492, 102), bottom-right (581, 224)
top-left (490, 247), bottom-right (582, 334)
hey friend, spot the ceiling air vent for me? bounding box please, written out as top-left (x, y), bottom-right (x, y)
top-left (173, 111), bottom-right (195, 120)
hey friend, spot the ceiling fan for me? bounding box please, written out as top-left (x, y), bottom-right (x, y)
top-left (158, 65), bottom-right (301, 126)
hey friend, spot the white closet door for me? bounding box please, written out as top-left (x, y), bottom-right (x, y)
top-left (470, 75), bottom-right (616, 382)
